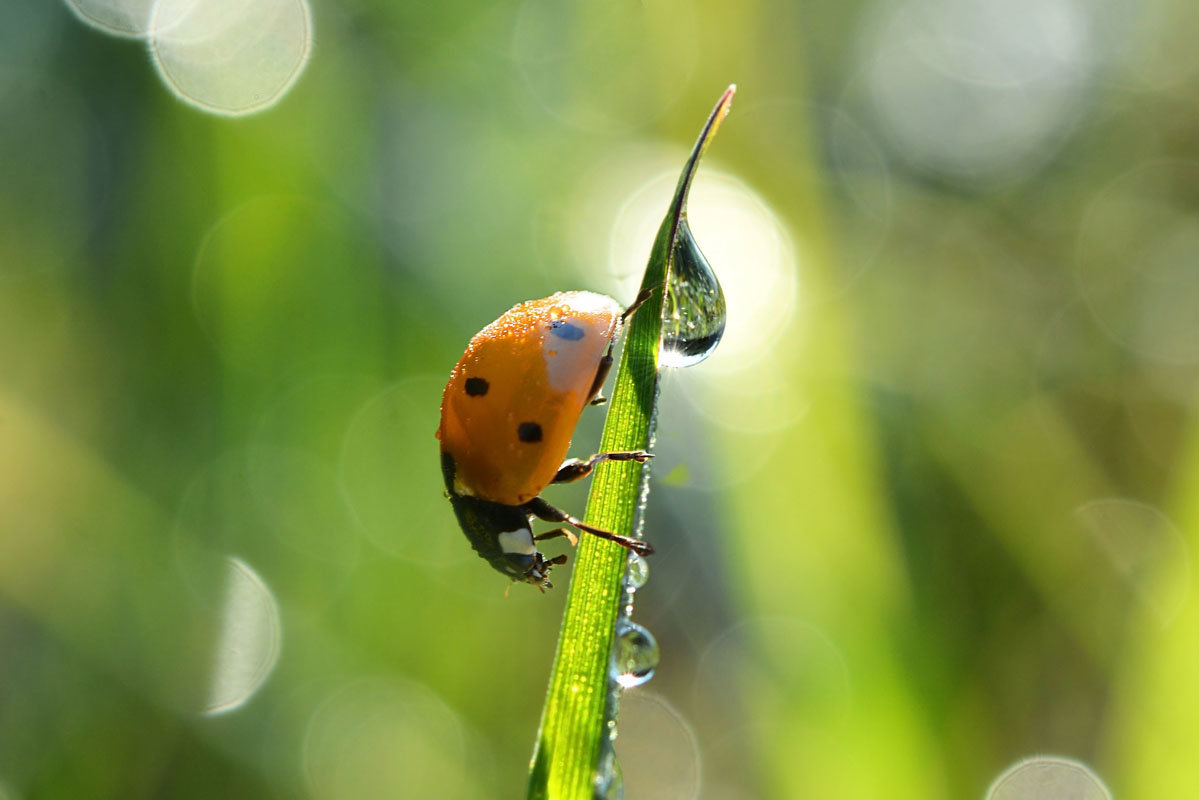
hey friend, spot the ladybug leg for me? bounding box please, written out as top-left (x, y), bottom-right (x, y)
top-left (524, 497), bottom-right (654, 556)
top-left (534, 527), bottom-right (579, 547)
top-left (585, 288), bottom-right (657, 405)
top-left (551, 451), bottom-right (653, 484)
top-left (585, 353), bottom-right (614, 405)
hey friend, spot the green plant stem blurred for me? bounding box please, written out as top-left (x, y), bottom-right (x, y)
top-left (527, 86), bottom-right (735, 800)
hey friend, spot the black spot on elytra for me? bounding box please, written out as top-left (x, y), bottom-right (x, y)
top-left (549, 320), bottom-right (585, 341)
top-left (464, 377), bottom-right (489, 396)
top-left (518, 421), bottom-right (543, 443)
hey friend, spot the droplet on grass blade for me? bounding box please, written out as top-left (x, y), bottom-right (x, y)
top-left (625, 552), bottom-right (650, 590)
top-left (611, 620), bottom-right (660, 688)
top-left (594, 747), bottom-right (624, 800)
top-left (661, 217), bottom-right (726, 368)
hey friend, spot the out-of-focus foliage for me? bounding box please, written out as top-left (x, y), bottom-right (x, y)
top-left (1, 1), bottom-right (1198, 798)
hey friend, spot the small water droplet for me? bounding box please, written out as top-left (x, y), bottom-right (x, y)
top-left (611, 620), bottom-right (660, 688)
top-left (594, 748), bottom-right (624, 800)
top-left (661, 217), bottom-right (726, 368)
top-left (607, 719), bottom-right (618, 741)
top-left (625, 552), bottom-right (649, 590)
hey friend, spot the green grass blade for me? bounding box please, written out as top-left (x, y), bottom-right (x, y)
top-left (527, 85), bottom-right (736, 800)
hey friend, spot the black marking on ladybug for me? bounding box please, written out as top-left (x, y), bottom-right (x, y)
top-left (549, 320), bottom-right (585, 341)
top-left (465, 377), bottom-right (489, 397)
top-left (518, 421), bottom-right (543, 443)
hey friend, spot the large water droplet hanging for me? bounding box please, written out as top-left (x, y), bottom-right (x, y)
top-left (611, 620), bottom-right (660, 688)
top-left (660, 216), bottom-right (726, 368)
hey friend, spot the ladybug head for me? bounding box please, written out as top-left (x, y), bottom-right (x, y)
top-left (491, 545), bottom-right (568, 592)
top-left (523, 551), bottom-right (569, 592)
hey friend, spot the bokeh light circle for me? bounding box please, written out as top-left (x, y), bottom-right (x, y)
top-left (174, 447), bottom-right (358, 621)
top-left (614, 691), bottom-right (702, 800)
top-left (244, 445), bottom-right (361, 567)
top-left (1077, 160), bottom-right (1199, 364)
top-left (65, 0), bottom-right (157, 36)
top-left (303, 678), bottom-right (480, 800)
top-left (203, 556), bottom-right (282, 715)
top-left (604, 165), bottom-right (799, 375)
top-left (1074, 497), bottom-right (1190, 625)
top-left (695, 617), bottom-right (853, 732)
top-left (511, 0), bottom-right (697, 133)
top-left (192, 196), bottom-right (377, 377)
top-left (340, 377), bottom-right (470, 566)
top-left (856, 0), bottom-right (1091, 185)
top-left (987, 755), bottom-right (1111, 799)
top-left (149, 0), bottom-right (312, 115)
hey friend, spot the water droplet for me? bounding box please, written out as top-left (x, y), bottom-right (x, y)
top-left (611, 620), bottom-right (660, 688)
top-left (625, 552), bottom-right (649, 590)
top-left (594, 747), bottom-right (624, 800)
top-left (661, 217), bottom-right (726, 368)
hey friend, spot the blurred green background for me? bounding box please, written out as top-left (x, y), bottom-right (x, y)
top-left (3, 0), bottom-right (1198, 797)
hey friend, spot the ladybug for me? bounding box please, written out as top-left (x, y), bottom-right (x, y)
top-left (437, 289), bottom-right (654, 590)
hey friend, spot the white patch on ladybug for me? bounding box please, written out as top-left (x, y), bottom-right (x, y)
top-left (543, 315), bottom-right (618, 393)
top-left (498, 527), bottom-right (535, 556)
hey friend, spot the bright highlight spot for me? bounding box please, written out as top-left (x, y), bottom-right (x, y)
top-left (149, 0), bottom-right (312, 115)
top-left (987, 756), bottom-right (1111, 799)
top-left (574, 148), bottom-right (805, 440)
top-left (203, 556), bottom-right (281, 715)
top-left (605, 165), bottom-right (799, 374)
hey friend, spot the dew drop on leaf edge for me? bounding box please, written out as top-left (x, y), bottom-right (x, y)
top-left (625, 552), bottom-right (649, 590)
top-left (660, 216), bottom-right (726, 368)
top-left (611, 619), bottom-right (660, 688)
top-left (594, 747), bottom-right (624, 800)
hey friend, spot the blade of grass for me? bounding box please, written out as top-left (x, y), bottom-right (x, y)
top-left (527, 85), bottom-right (736, 800)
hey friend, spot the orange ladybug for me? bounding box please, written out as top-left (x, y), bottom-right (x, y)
top-left (437, 289), bottom-right (653, 590)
